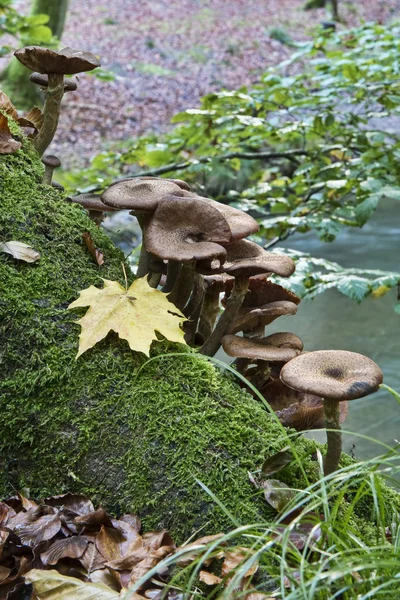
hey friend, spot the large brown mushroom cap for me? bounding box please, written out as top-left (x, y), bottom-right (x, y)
top-left (222, 334), bottom-right (301, 362)
top-left (182, 191), bottom-right (259, 241)
top-left (280, 350), bottom-right (383, 400)
top-left (15, 46), bottom-right (100, 75)
top-left (144, 196), bottom-right (231, 262)
top-left (101, 178), bottom-right (186, 211)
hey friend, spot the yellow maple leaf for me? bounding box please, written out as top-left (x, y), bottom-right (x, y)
top-left (68, 277), bottom-right (187, 357)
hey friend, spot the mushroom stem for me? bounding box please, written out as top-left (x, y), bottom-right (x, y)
top-left (43, 165), bottom-right (55, 185)
top-left (34, 73), bottom-right (64, 156)
top-left (148, 271), bottom-right (162, 288)
top-left (168, 261), bottom-right (196, 312)
top-left (322, 398), bottom-right (342, 475)
top-left (88, 210), bottom-right (103, 226)
top-left (135, 214), bottom-right (152, 277)
top-left (197, 286), bottom-right (220, 342)
top-left (201, 277), bottom-right (249, 357)
top-left (162, 260), bottom-right (182, 293)
top-left (183, 275), bottom-right (206, 344)
top-left (232, 357), bottom-right (250, 373)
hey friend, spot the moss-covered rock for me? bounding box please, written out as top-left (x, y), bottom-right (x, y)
top-left (0, 138), bottom-right (398, 543)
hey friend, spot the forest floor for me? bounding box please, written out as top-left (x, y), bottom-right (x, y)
top-left (12, 0), bottom-right (400, 166)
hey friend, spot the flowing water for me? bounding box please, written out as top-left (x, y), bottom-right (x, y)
top-left (106, 197), bottom-right (399, 459)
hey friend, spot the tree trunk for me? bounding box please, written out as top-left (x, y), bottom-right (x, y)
top-left (0, 0), bottom-right (69, 108)
top-left (31, 0), bottom-right (69, 39)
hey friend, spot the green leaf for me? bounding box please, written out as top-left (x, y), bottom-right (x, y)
top-left (355, 195), bottom-right (380, 225)
top-left (336, 276), bottom-right (371, 302)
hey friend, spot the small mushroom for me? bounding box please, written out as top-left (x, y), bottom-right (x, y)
top-left (280, 350), bottom-right (383, 475)
top-left (229, 301), bottom-right (298, 335)
top-left (14, 46), bottom-right (100, 155)
top-left (41, 154), bottom-right (61, 185)
top-left (222, 334), bottom-right (301, 363)
top-left (69, 193), bottom-right (118, 226)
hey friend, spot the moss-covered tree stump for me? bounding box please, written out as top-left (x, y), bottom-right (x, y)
top-left (0, 139), bottom-right (394, 542)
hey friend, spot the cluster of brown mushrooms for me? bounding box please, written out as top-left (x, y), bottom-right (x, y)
top-left (11, 44), bottom-right (382, 478)
top-left (69, 177), bottom-right (383, 475)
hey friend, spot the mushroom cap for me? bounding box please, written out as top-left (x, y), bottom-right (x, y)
top-left (42, 154), bottom-right (61, 168)
top-left (144, 196), bottom-right (231, 262)
top-left (243, 275), bottom-right (301, 308)
top-left (181, 191), bottom-right (259, 241)
top-left (229, 301), bottom-right (298, 334)
top-left (280, 350), bottom-right (383, 400)
top-left (198, 240), bottom-right (295, 278)
top-left (101, 178), bottom-right (186, 211)
top-left (276, 398), bottom-right (349, 431)
top-left (222, 334), bottom-right (301, 362)
top-left (30, 72), bottom-right (78, 91)
top-left (262, 332), bottom-right (303, 351)
top-left (15, 46), bottom-right (100, 75)
top-left (69, 193), bottom-right (118, 212)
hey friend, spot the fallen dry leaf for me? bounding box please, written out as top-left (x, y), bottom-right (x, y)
top-left (40, 536), bottom-right (89, 566)
top-left (0, 240), bottom-right (40, 262)
top-left (68, 277), bottom-right (187, 357)
top-left (221, 548), bottom-right (258, 578)
top-left (0, 114), bottom-right (21, 154)
top-left (18, 106), bottom-right (44, 133)
top-left (0, 91), bottom-right (18, 120)
top-left (25, 568), bottom-right (124, 598)
top-left (199, 570), bottom-right (222, 585)
top-left (83, 231), bottom-right (105, 266)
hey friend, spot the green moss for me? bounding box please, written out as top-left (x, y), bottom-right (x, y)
top-left (0, 140), bottom-right (399, 543)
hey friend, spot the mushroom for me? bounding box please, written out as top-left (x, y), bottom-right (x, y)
top-left (222, 333), bottom-right (301, 363)
top-left (101, 177), bottom-right (188, 278)
top-left (280, 350), bottom-right (383, 475)
top-left (14, 46), bottom-right (100, 155)
top-left (145, 195), bottom-right (231, 312)
top-left (242, 275), bottom-right (301, 309)
top-left (69, 193), bottom-right (118, 226)
top-left (276, 396), bottom-right (348, 432)
top-left (229, 301), bottom-right (298, 335)
top-left (41, 154), bottom-right (61, 185)
top-left (222, 332), bottom-right (302, 386)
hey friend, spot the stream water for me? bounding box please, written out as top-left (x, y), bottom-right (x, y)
top-left (263, 197), bottom-right (400, 459)
top-left (106, 197), bottom-right (399, 459)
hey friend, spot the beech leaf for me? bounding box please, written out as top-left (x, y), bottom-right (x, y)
top-left (68, 277), bottom-right (187, 357)
top-left (25, 568), bottom-right (123, 598)
top-left (0, 240), bottom-right (40, 262)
